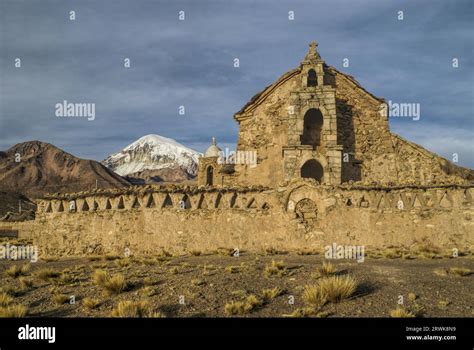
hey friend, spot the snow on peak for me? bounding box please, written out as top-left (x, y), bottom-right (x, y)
top-left (102, 134), bottom-right (201, 177)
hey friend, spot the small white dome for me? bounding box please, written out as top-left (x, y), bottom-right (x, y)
top-left (204, 137), bottom-right (221, 158)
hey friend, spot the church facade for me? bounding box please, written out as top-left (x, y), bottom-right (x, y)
top-left (199, 42), bottom-right (473, 188)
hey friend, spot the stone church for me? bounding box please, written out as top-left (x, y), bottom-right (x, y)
top-left (199, 41), bottom-right (473, 187)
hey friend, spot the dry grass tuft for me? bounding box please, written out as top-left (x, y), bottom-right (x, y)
top-left (434, 267), bottom-right (471, 277)
top-left (381, 248), bottom-right (402, 259)
top-left (0, 286), bottom-right (18, 297)
top-left (225, 266), bottom-right (241, 274)
top-left (169, 267), bottom-right (179, 275)
top-left (302, 285), bottom-right (328, 308)
top-left (433, 268), bottom-right (449, 277)
top-left (0, 304), bottom-right (27, 317)
top-left (92, 269), bottom-right (107, 285)
top-left (296, 249), bottom-right (319, 256)
top-left (261, 287), bottom-right (283, 301)
top-left (390, 307), bottom-right (416, 318)
top-left (264, 247), bottom-right (288, 256)
top-left (111, 300), bottom-right (150, 317)
top-left (140, 286), bottom-right (156, 297)
top-left (82, 297), bottom-right (100, 309)
top-left (283, 308), bottom-right (330, 318)
top-left (114, 258), bottom-right (131, 268)
top-left (52, 294), bottom-right (70, 305)
top-left (92, 269), bottom-right (127, 295)
top-left (316, 275), bottom-right (357, 303)
top-left (191, 278), bottom-right (205, 286)
top-left (437, 300), bottom-right (450, 309)
top-left (449, 267), bottom-right (472, 276)
top-left (315, 262), bottom-right (336, 277)
top-left (35, 268), bottom-right (61, 281)
top-left (224, 295), bottom-right (262, 315)
top-left (263, 260), bottom-right (286, 278)
top-left (143, 277), bottom-right (156, 286)
top-left (5, 263), bottom-right (30, 278)
top-left (216, 248), bottom-right (235, 256)
top-left (0, 292), bottom-right (13, 307)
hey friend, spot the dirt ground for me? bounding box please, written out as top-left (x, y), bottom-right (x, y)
top-left (0, 251), bottom-right (473, 318)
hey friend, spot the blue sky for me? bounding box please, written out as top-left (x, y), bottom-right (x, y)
top-left (0, 0), bottom-right (473, 168)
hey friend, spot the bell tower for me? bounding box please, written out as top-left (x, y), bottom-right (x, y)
top-left (283, 41), bottom-right (342, 185)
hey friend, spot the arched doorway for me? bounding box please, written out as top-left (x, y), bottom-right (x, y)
top-left (301, 159), bottom-right (324, 183)
top-left (301, 108), bottom-right (323, 148)
top-left (307, 69), bottom-right (317, 87)
top-left (206, 166), bottom-right (214, 186)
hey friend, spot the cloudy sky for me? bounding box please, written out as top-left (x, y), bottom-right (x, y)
top-left (0, 0), bottom-right (473, 168)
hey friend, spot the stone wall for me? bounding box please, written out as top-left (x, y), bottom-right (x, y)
top-left (12, 183), bottom-right (474, 257)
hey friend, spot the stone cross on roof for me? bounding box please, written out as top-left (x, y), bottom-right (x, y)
top-left (304, 40), bottom-right (321, 61)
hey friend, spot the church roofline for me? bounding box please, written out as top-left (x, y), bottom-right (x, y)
top-left (233, 53), bottom-right (386, 122)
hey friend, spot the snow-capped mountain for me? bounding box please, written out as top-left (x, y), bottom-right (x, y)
top-left (102, 135), bottom-right (201, 182)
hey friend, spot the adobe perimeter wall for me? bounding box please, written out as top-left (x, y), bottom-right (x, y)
top-left (10, 183), bottom-right (473, 257)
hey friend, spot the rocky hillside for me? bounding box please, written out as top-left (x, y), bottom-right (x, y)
top-left (0, 141), bottom-right (130, 199)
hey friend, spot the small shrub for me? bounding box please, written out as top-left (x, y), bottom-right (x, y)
top-left (408, 293), bottom-right (417, 301)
